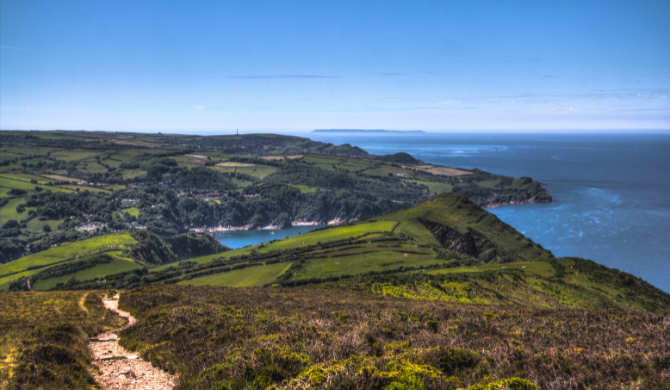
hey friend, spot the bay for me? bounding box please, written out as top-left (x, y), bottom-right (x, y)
top-left (301, 132), bottom-right (670, 293)
top-left (215, 225), bottom-right (324, 249)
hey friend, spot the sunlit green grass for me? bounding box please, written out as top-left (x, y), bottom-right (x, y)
top-left (296, 250), bottom-right (440, 280)
top-left (258, 221), bottom-right (397, 253)
top-left (180, 262), bottom-right (292, 287)
top-left (386, 194), bottom-right (552, 262)
top-left (76, 159), bottom-right (108, 174)
top-left (25, 218), bottom-right (64, 234)
top-left (0, 172), bottom-right (53, 185)
top-left (121, 207), bottom-right (139, 217)
top-left (0, 232), bottom-right (137, 277)
top-left (32, 254), bottom-right (141, 291)
top-left (426, 261), bottom-right (555, 278)
top-left (0, 197), bottom-right (37, 224)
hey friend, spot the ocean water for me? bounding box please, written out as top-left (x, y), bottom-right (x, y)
top-left (300, 132), bottom-right (670, 294)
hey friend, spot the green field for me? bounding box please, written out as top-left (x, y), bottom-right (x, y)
top-left (32, 255), bottom-right (141, 290)
top-left (288, 183), bottom-right (319, 193)
top-left (121, 207), bottom-right (139, 217)
top-left (0, 232), bottom-right (137, 279)
top-left (0, 197), bottom-right (37, 224)
top-left (180, 262), bottom-right (292, 287)
top-left (362, 165), bottom-right (413, 177)
top-left (0, 176), bottom-right (74, 195)
top-left (49, 151), bottom-right (102, 162)
top-left (77, 159), bottom-right (109, 174)
top-left (121, 169), bottom-right (146, 180)
top-left (296, 250), bottom-right (440, 279)
top-left (259, 221), bottom-right (397, 252)
top-left (0, 172), bottom-right (53, 185)
top-left (100, 157), bottom-right (123, 168)
top-left (209, 164), bottom-right (278, 179)
top-left (405, 180), bottom-right (453, 195)
top-left (25, 217), bottom-right (64, 234)
top-left (56, 184), bottom-right (110, 193)
top-left (301, 154), bottom-right (342, 170)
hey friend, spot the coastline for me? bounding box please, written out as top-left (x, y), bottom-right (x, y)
top-left (480, 195), bottom-right (551, 210)
top-left (190, 221), bottom-right (324, 234)
top-left (190, 196), bottom-right (550, 233)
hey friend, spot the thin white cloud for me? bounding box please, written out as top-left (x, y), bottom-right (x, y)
top-left (230, 75), bottom-right (338, 79)
top-left (193, 106), bottom-right (205, 110)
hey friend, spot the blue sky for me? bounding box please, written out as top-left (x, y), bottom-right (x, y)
top-left (1, 0), bottom-right (669, 132)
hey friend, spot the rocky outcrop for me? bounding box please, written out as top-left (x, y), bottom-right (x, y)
top-left (481, 194), bottom-right (551, 209)
top-left (419, 218), bottom-right (499, 262)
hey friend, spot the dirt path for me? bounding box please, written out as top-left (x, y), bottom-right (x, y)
top-left (88, 295), bottom-right (178, 389)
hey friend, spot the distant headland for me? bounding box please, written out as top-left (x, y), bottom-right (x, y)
top-left (312, 129), bottom-right (426, 134)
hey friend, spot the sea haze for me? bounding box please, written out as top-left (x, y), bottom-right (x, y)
top-left (301, 132), bottom-right (670, 294)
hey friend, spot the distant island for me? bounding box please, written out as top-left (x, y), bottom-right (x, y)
top-left (312, 129), bottom-right (426, 133)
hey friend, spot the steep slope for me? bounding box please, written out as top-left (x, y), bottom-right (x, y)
top-left (387, 193), bottom-right (553, 262)
top-left (0, 230), bottom-right (229, 291)
top-left (37, 192), bottom-right (670, 313)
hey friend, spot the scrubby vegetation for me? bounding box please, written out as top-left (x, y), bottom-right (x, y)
top-left (0, 290), bottom-right (126, 389)
top-left (117, 284), bottom-right (670, 390)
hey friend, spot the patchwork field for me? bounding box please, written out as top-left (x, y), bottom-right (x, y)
top-left (32, 255), bottom-right (141, 290)
top-left (0, 232), bottom-right (137, 280)
top-left (403, 164), bottom-right (473, 176)
top-left (181, 262), bottom-right (292, 287)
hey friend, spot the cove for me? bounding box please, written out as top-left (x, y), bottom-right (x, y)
top-left (215, 225), bottom-right (325, 249)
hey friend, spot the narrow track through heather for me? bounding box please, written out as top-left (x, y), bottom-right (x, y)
top-left (88, 295), bottom-right (178, 390)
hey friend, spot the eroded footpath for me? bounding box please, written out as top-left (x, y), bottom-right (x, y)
top-left (88, 295), bottom-right (178, 390)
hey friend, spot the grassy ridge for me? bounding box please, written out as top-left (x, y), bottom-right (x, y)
top-left (387, 194), bottom-right (552, 262)
top-left (257, 221), bottom-right (397, 252)
top-left (180, 262), bottom-right (291, 287)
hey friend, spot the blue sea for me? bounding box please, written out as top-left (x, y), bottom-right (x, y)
top-left (216, 132), bottom-right (670, 293)
top-left (302, 132), bottom-right (670, 294)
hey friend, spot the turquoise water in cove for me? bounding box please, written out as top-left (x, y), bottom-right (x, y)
top-left (215, 225), bottom-right (324, 249)
top-left (301, 132), bottom-right (670, 294)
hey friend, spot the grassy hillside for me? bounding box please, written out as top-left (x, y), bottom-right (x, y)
top-left (19, 192), bottom-right (667, 314)
top-left (0, 232), bottom-right (138, 290)
top-left (0, 229), bottom-right (228, 291)
top-left (115, 284), bottom-right (670, 390)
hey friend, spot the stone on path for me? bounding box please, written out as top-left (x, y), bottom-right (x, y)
top-left (88, 295), bottom-right (178, 390)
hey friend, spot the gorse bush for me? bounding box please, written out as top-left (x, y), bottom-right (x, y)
top-left (118, 285), bottom-right (670, 390)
